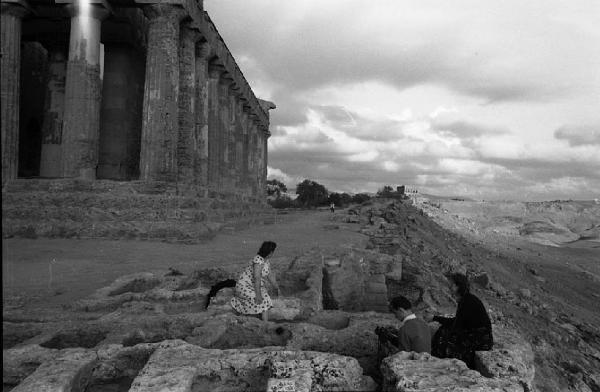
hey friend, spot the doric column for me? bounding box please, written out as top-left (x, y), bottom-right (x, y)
top-left (218, 74), bottom-right (232, 190)
top-left (61, 3), bottom-right (110, 179)
top-left (262, 127), bottom-right (270, 197)
top-left (240, 106), bottom-right (250, 192)
top-left (234, 98), bottom-right (245, 188)
top-left (98, 43), bottom-right (145, 180)
top-left (207, 64), bottom-right (224, 187)
top-left (248, 114), bottom-right (259, 195)
top-left (227, 85), bottom-right (239, 189)
top-left (177, 24), bottom-right (200, 183)
top-left (255, 125), bottom-right (265, 197)
top-left (139, 4), bottom-right (186, 182)
top-left (40, 45), bottom-right (67, 178)
top-left (1, 2), bottom-right (29, 183)
top-left (194, 41), bottom-right (211, 186)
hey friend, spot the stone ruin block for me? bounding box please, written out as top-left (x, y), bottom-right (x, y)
top-left (267, 375), bottom-right (311, 392)
top-left (322, 247), bottom-right (401, 312)
top-left (475, 324), bottom-right (535, 392)
top-left (276, 250), bottom-right (324, 318)
top-left (381, 351), bottom-right (525, 392)
top-left (267, 360), bottom-right (313, 392)
top-left (10, 348), bottom-right (97, 392)
top-left (127, 342), bottom-right (375, 392)
top-left (74, 271), bottom-right (210, 312)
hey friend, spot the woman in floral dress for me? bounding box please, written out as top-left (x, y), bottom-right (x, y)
top-left (231, 241), bottom-right (279, 321)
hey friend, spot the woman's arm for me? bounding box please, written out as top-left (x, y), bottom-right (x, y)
top-left (253, 263), bottom-right (263, 303)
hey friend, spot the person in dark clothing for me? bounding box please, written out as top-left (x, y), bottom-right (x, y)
top-left (376, 296), bottom-right (431, 360)
top-left (431, 273), bottom-right (493, 369)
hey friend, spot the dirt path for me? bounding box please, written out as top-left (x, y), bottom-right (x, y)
top-left (2, 209), bottom-right (367, 312)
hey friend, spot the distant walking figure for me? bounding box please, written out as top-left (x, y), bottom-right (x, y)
top-left (432, 273), bottom-right (493, 369)
top-left (330, 202), bottom-right (335, 213)
top-left (230, 241), bottom-right (279, 321)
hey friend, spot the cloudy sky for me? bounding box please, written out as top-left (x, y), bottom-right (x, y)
top-left (205, 1), bottom-right (600, 201)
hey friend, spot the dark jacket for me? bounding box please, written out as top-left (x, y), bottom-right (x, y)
top-left (436, 292), bottom-right (492, 331)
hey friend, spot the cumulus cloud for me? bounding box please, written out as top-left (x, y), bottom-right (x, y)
top-left (554, 125), bottom-right (600, 146)
top-left (207, 0), bottom-right (600, 200)
top-left (207, 0), bottom-right (599, 103)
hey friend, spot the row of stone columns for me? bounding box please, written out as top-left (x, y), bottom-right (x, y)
top-left (1, 1), bottom-right (271, 197)
top-left (139, 3), bottom-right (270, 194)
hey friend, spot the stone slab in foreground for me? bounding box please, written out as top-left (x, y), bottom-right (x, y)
top-left (381, 351), bottom-right (525, 392)
top-left (129, 340), bottom-right (375, 392)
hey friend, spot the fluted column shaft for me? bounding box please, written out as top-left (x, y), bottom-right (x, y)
top-left (262, 129), bottom-right (269, 197)
top-left (61, 4), bottom-right (109, 179)
top-left (218, 76), bottom-right (232, 190)
top-left (248, 116), bottom-right (259, 195)
top-left (234, 99), bottom-right (245, 188)
top-left (177, 25), bottom-right (200, 183)
top-left (255, 126), bottom-right (265, 196)
top-left (240, 107), bottom-right (250, 192)
top-left (40, 46), bottom-right (67, 177)
top-left (139, 4), bottom-right (186, 182)
top-left (194, 42), bottom-right (210, 186)
top-left (227, 86), bottom-right (239, 188)
top-left (207, 65), bottom-right (223, 187)
top-left (1, 3), bottom-right (28, 183)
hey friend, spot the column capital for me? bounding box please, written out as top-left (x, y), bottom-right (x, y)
top-left (219, 75), bottom-right (234, 87)
top-left (228, 83), bottom-right (241, 95)
top-left (196, 40), bottom-right (212, 60)
top-left (208, 63), bottom-right (225, 79)
top-left (64, 3), bottom-right (110, 20)
top-left (181, 23), bottom-right (201, 42)
top-left (0, 2), bottom-right (30, 18)
top-left (143, 3), bottom-right (187, 22)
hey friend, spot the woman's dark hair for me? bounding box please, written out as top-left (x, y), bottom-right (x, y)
top-left (451, 273), bottom-right (470, 297)
top-left (389, 296), bottom-right (412, 311)
top-left (257, 241), bottom-right (277, 258)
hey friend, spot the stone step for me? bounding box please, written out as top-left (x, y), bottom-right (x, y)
top-left (3, 179), bottom-right (267, 203)
top-left (1, 191), bottom-right (239, 210)
top-left (3, 219), bottom-right (220, 242)
top-left (2, 205), bottom-right (271, 223)
top-left (2, 179), bottom-right (274, 242)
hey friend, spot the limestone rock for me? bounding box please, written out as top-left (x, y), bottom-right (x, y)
top-left (322, 248), bottom-right (400, 311)
top-left (129, 341), bottom-right (374, 392)
top-left (286, 316), bottom-right (397, 377)
top-left (11, 348), bottom-right (97, 392)
top-left (381, 351), bottom-right (525, 391)
top-left (3, 344), bottom-right (58, 387)
top-left (270, 297), bottom-right (302, 321)
top-left (475, 324), bottom-right (535, 391)
top-left (277, 249), bottom-right (324, 318)
top-left (186, 317), bottom-right (229, 347)
top-left (74, 272), bottom-right (209, 312)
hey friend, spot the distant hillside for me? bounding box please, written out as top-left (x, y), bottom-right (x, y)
top-left (416, 197), bottom-right (600, 247)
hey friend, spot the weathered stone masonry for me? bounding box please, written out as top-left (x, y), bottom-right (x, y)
top-left (1, 0), bottom-right (274, 199)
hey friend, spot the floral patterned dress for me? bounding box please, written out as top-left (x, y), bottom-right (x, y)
top-left (230, 255), bottom-right (272, 314)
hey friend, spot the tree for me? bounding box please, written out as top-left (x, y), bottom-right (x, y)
top-left (377, 185), bottom-right (394, 197)
top-left (329, 192), bottom-right (353, 207)
top-left (296, 179), bottom-right (329, 207)
top-left (267, 179), bottom-right (288, 198)
top-left (268, 195), bottom-right (296, 209)
top-left (351, 193), bottom-right (371, 204)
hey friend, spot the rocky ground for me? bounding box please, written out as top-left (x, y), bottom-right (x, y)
top-left (3, 198), bottom-right (600, 391)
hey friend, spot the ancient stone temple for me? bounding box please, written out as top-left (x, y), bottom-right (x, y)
top-left (1, 0), bottom-right (276, 241)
